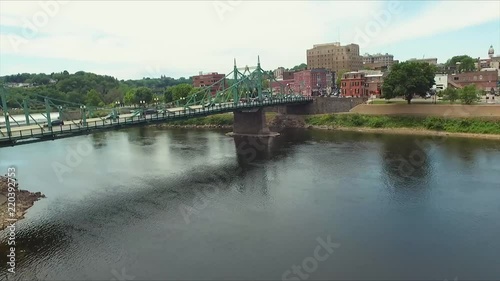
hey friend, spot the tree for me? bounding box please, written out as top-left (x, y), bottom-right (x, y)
top-left (288, 63), bottom-right (307, 72)
top-left (171, 83), bottom-right (194, 100)
top-left (164, 87), bottom-right (174, 103)
top-left (459, 84), bottom-right (481, 105)
top-left (124, 89), bottom-right (136, 105)
top-left (85, 89), bottom-right (103, 106)
top-left (134, 87), bottom-right (153, 104)
top-left (188, 87), bottom-right (201, 97)
top-left (336, 69), bottom-right (348, 89)
top-left (441, 88), bottom-right (459, 103)
top-left (445, 55), bottom-right (476, 72)
top-left (382, 61), bottom-right (436, 104)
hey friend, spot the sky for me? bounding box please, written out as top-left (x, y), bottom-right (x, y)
top-left (0, 0), bottom-right (499, 80)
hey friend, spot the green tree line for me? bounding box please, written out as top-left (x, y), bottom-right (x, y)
top-left (0, 71), bottom-right (193, 107)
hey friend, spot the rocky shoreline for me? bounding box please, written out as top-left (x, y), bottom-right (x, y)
top-left (0, 176), bottom-right (45, 231)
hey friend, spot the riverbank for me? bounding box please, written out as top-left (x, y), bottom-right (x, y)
top-left (0, 176), bottom-right (45, 231)
top-left (153, 112), bottom-right (500, 140)
top-left (305, 114), bottom-right (500, 135)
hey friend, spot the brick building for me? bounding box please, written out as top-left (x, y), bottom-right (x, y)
top-left (362, 53), bottom-right (395, 71)
top-left (307, 42), bottom-right (363, 73)
top-left (270, 79), bottom-right (294, 95)
top-left (341, 72), bottom-right (367, 97)
top-left (273, 67), bottom-right (294, 81)
top-left (270, 69), bottom-right (335, 96)
top-left (448, 70), bottom-right (499, 92)
top-left (364, 74), bottom-right (384, 97)
top-left (192, 72), bottom-right (226, 96)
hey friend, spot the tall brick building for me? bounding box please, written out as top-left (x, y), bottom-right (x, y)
top-left (307, 42), bottom-right (363, 73)
top-left (192, 72), bottom-right (226, 96)
top-left (362, 53), bottom-right (396, 71)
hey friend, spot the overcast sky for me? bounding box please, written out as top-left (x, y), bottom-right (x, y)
top-left (0, 0), bottom-right (499, 80)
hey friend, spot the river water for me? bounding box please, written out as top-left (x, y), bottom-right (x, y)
top-left (0, 127), bottom-right (499, 280)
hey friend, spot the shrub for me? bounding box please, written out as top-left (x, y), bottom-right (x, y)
top-left (423, 117), bottom-right (445, 131)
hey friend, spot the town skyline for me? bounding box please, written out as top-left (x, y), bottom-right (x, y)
top-left (0, 1), bottom-right (499, 80)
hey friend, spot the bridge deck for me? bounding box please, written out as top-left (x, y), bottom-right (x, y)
top-left (0, 98), bottom-right (312, 147)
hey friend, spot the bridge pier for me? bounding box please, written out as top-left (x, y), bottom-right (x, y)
top-left (230, 108), bottom-right (278, 137)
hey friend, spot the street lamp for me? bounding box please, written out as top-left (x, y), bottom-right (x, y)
top-left (80, 105), bottom-right (87, 126)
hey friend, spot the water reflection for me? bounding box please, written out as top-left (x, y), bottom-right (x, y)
top-left (380, 135), bottom-right (433, 189)
top-left (440, 137), bottom-right (500, 169)
top-left (90, 132), bottom-right (108, 149)
top-left (1, 128), bottom-right (500, 280)
top-left (0, 221), bottom-right (73, 280)
top-left (127, 126), bottom-right (156, 146)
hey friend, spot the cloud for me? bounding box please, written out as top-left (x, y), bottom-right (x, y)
top-left (351, 0), bottom-right (500, 49)
top-left (0, 1), bottom-right (498, 79)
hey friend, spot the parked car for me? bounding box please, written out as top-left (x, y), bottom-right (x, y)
top-left (44, 119), bottom-right (64, 127)
top-left (143, 109), bottom-right (158, 115)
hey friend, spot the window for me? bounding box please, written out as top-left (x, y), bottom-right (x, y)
top-left (454, 77), bottom-right (459, 81)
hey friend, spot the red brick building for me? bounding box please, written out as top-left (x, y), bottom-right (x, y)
top-left (270, 79), bottom-right (294, 94)
top-left (341, 72), bottom-right (368, 97)
top-left (293, 69), bottom-right (335, 96)
top-left (192, 72), bottom-right (226, 96)
top-left (448, 70), bottom-right (498, 92)
top-left (292, 70), bottom-right (312, 96)
top-left (270, 69), bottom-right (335, 96)
top-left (364, 74), bottom-right (384, 97)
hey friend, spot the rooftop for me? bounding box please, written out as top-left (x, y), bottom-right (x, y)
top-left (313, 42), bottom-right (341, 48)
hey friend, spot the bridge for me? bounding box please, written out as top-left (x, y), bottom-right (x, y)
top-left (0, 58), bottom-right (312, 148)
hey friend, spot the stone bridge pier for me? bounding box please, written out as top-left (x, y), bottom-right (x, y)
top-left (231, 108), bottom-right (278, 137)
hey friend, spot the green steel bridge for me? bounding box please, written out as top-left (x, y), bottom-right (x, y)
top-left (0, 58), bottom-right (312, 148)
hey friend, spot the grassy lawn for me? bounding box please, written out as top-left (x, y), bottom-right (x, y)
top-left (371, 99), bottom-right (448, 105)
top-left (305, 114), bottom-right (500, 135)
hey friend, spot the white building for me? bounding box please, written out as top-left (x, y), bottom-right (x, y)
top-left (433, 74), bottom-right (448, 92)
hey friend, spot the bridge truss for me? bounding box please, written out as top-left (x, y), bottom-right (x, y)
top-left (0, 58), bottom-right (311, 147)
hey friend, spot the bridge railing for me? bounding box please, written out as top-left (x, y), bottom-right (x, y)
top-left (0, 96), bottom-right (313, 145)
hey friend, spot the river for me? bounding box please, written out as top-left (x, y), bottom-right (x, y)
top-left (0, 127), bottom-right (499, 280)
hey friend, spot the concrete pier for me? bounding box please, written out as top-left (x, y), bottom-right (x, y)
top-left (231, 108), bottom-right (278, 137)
